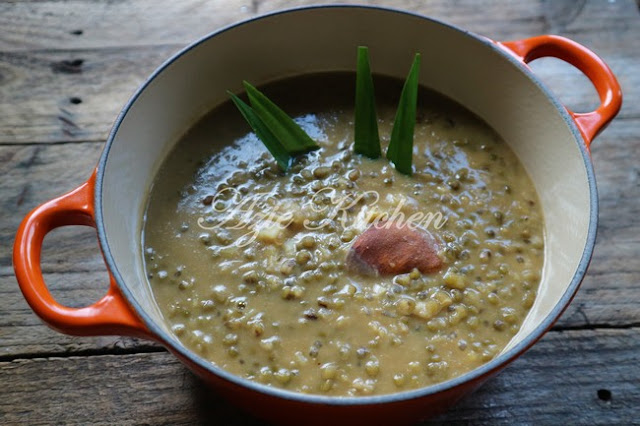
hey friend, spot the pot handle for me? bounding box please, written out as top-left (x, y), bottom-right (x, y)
top-left (13, 170), bottom-right (151, 339)
top-left (499, 35), bottom-right (622, 148)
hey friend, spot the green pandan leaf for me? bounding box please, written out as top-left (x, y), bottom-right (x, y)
top-left (243, 81), bottom-right (319, 155)
top-left (386, 53), bottom-right (421, 176)
top-left (228, 91), bottom-right (292, 171)
top-left (354, 46), bottom-right (381, 159)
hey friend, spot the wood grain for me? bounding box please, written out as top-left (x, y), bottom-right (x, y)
top-left (0, 0), bottom-right (254, 52)
top-left (0, 0), bottom-right (638, 144)
top-left (0, 46), bottom-right (180, 143)
top-left (0, 143), bottom-right (104, 277)
top-left (0, 328), bottom-right (637, 424)
top-left (1, 119), bottom-right (636, 357)
top-left (0, 0), bottom-right (634, 51)
top-left (0, 0), bottom-right (638, 423)
top-left (0, 142), bottom-right (160, 357)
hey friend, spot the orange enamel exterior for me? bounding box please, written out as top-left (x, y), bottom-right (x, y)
top-left (500, 35), bottom-right (622, 147)
top-left (12, 170), bottom-right (151, 339)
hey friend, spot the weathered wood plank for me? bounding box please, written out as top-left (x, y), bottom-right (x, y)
top-left (0, 142), bottom-right (104, 277)
top-left (0, 0), bottom-right (638, 144)
top-left (258, 0), bottom-right (640, 45)
top-left (0, 328), bottom-right (637, 424)
top-left (0, 46), bottom-right (180, 143)
top-left (0, 1), bottom-right (638, 422)
top-left (0, 0), bottom-right (254, 52)
top-left (1, 47), bottom-right (635, 145)
top-left (0, 0), bottom-right (636, 51)
top-left (557, 117), bottom-right (640, 329)
top-left (0, 121), bottom-right (638, 355)
top-left (0, 271), bottom-right (162, 358)
top-left (432, 328), bottom-right (640, 425)
top-left (0, 142), bottom-right (159, 356)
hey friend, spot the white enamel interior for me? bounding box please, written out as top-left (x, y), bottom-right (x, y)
top-left (100, 7), bottom-right (591, 359)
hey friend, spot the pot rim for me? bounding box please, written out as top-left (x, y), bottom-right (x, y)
top-left (94, 4), bottom-right (598, 405)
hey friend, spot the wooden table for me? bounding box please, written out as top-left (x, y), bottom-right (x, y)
top-left (1, 1), bottom-right (638, 424)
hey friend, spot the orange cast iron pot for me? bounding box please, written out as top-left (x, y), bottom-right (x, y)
top-left (13, 6), bottom-right (621, 425)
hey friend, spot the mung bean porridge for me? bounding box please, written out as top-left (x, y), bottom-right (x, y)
top-left (142, 73), bottom-right (544, 396)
